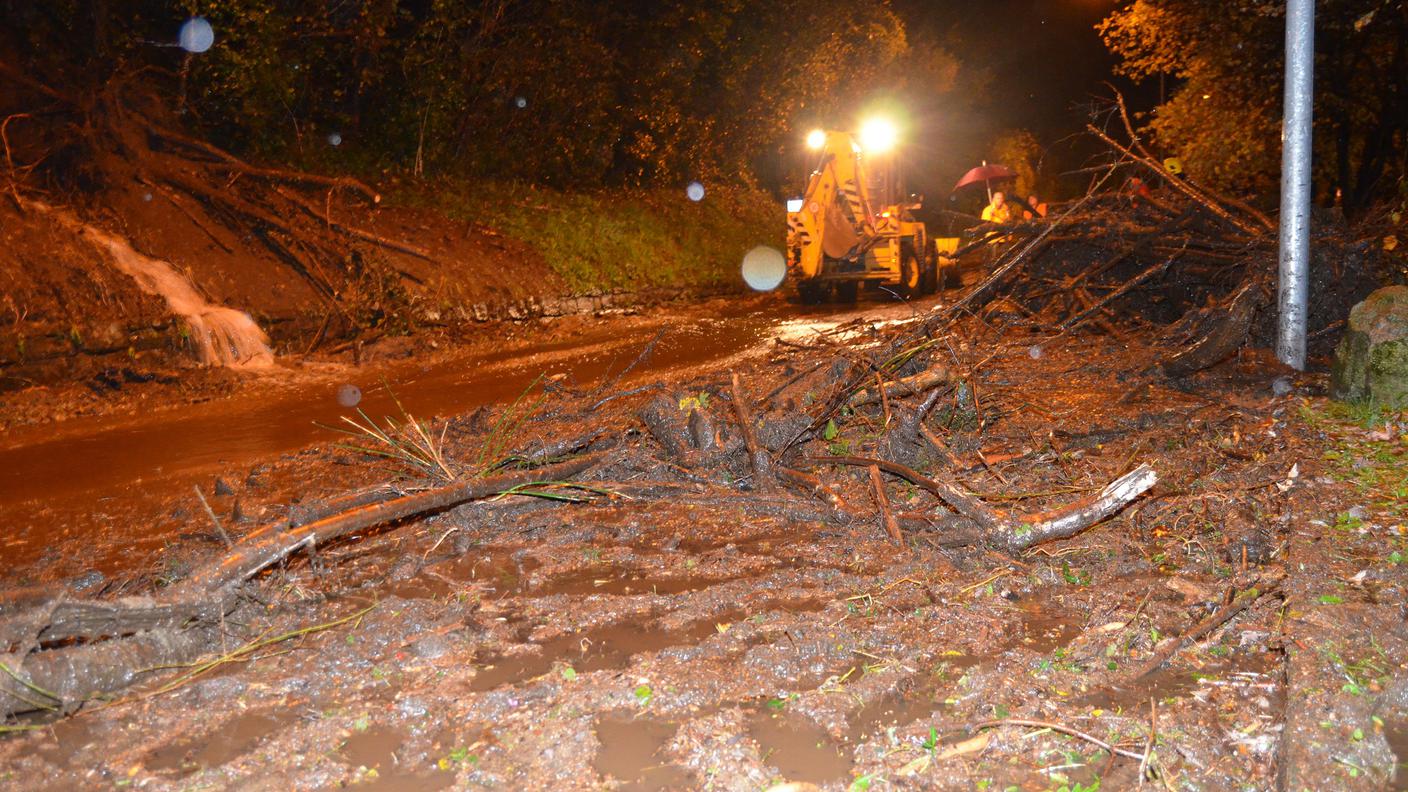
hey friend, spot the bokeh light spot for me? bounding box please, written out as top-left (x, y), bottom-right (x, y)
top-left (337, 384), bottom-right (362, 407)
top-left (327, 132), bottom-right (343, 147)
top-left (741, 246), bottom-right (786, 292)
top-left (178, 17), bottom-right (215, 54)
top-left (515, 96), bottom-right (528, 109)
top-left (686, 181), bottom-right (705, 202)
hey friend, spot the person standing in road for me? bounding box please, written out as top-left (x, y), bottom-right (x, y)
top-left (981, 191), bottom-right (1013, 224)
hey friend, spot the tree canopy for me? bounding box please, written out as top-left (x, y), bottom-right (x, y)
top-left (4, 0), bottom-right (965, 190)
top-left (1100, 0), bottom-right (1407, 215)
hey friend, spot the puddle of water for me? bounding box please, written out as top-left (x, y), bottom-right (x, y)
top-left (391, 550), bottom-right (537, 600)
top-left (342, 725), bottom-right (405, 769)
top-left (1077, 653), bottom-right (1278, 712)
top-left (1385, 720), bottom-right (1408, 791)
top-left (594, 715), bottom-right (693, 790)
top-left (146, 710), bottom-right (286, 771)
top-left (747, 709), bottom-right (851, 785)
top-left (452, 551), bottom-right (539, 592)
top-left (1013, 606), bottom-right (1084, 654)
top-left (388, 578), bottom-right (454, 600)
top-left (31, 715), bottom-right (100, 773)
top-left (846, 655), bottom-right (979, 741)
top-left (471, 615), bottom-right (727, 691)
top-left (359, 770), bottom-right (454, 792)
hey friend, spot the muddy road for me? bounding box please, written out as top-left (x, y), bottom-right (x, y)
top-left (3, 278), bottom-right (1408, 791)
top-left (0, 291), bottom-right (933, 577)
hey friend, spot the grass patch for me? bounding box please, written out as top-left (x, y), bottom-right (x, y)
top-left (395, 179), bottom-right (782, 293)
top-left (1299, 400), bottom-right (1408, 518)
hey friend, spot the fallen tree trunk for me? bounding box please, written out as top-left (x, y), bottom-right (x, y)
top-left (2, 626), bottom-right (218, 716)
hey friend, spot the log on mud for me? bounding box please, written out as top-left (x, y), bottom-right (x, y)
top-left (1160, 280), bottom-right (1266, 378)
top-left (814, 455), bottom-right (1158, 553)
top-left (173, 452), bottom-right (606, 595)
top-left (1, 627), bottom-right (218, 715)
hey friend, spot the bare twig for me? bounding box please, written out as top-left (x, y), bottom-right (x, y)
top-left (973, 718), bottom-right (1146, 761)
top-left (1127, 578), bottom-right (1280, 679)
top-left (777, 466), bottom-right (851, 512)
top-left (193, 486), bottom-right (234, 549)
top-left (1064, 243), bottom-right (1187, 330)
top-left (848, 365), bottom-right (954, 407)
top-left (868, 464), bottom-right (906, 549)
top-left (813, 456), bottom-right (1158, 554)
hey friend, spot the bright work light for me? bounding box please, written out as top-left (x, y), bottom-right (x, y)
top-left (858, 117), bottom-right (898, 154)
top-left (805, 129), bottom-right (827, 150)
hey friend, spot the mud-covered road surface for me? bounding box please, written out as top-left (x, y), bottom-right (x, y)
top-left (1, 291), bottom-right (930, 577)
top-left (4, 280), bottom-right (1408, 791)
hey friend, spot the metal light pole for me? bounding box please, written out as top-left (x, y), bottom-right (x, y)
top-left (1277, 0), bottom-right (1315, 370)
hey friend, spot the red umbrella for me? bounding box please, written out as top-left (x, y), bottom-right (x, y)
top-left (952, 164), bottom-right (1016, 193)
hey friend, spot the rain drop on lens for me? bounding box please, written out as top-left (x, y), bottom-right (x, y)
top-left (337, 384), bottom-right (362, 408)
top-left (178, 17), bottom-right (215, 54)
top-left (686, 181), bottom-right (705, 202)
top-left (514, 96), bottom-right (528, 109)
top-left (1028, 346), bottom-right (1043, 359)
top-left (741, 246), bottom-right (786, 292)
top-left (327, 132), bottom-right (342, 147)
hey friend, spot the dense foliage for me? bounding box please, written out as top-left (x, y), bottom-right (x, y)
top-left (4, 0), bottom-right (959, 189)
top-left (1099, 0), bottom-right (1407, 214)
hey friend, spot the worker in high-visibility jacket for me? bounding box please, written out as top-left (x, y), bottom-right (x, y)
top-left (981, 191), bottom-right (1014, 224)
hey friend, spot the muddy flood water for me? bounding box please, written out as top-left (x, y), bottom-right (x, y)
top-left (0, 293), bottom-right (926, 572)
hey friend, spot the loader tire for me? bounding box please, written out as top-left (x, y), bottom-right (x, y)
top-left (834, 281), bottom-right (859, 303)
top-left (898, 246), bottom-right (923, 299)
top-left (797, 281), bottom-right (828, 305)
top-left (921, 245), bottom-right (939, 295)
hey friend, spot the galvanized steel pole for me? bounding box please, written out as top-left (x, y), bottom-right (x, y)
top-left (1277, 0), bottom-right (1315, 370)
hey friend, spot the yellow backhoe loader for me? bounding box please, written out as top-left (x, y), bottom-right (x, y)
top-left (784, 125), bottom-right (960, 303)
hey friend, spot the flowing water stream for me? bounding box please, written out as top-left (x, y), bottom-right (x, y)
top-left (33, 200), bottom-right (275, 368)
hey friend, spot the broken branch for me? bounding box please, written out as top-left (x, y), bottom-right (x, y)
top-left (730, 372), bottom-right (776, 492)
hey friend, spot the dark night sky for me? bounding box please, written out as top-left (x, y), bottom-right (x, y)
top-left (923, 0), bottom-right (1127, 136)
top-left (891, 0), bottom-right (1145, 199)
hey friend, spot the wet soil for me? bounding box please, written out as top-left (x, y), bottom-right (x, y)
top-left (1, 291), bottom-right (894, 579)
top-left (3, 275), bottom-right (1408, 791)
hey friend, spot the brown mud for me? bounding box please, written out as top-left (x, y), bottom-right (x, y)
top-left (0, 291), bottom-right (895, 580)
top-left (2, 263), bottom-right (1408, 791)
